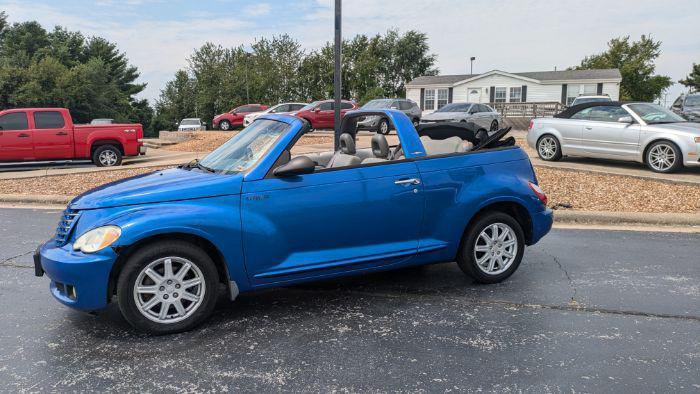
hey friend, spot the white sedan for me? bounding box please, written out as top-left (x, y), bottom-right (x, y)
top-left (178, 118), bottom-right (206, 132)
top-left (243, 103), bottom-right (307, 126)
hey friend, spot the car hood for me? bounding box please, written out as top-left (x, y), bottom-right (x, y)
top-left (422, 112), bottom-right (465, 121)
top-left (651, 122), bottom-right (700, 135)
top-left (69, 168), bottom-right (243, 210)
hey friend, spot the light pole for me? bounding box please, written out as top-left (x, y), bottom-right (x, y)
top-left (244, 51), bottom-right (251, 103)
top-left (470, 56), bottom-right (476, 75)
top-left (333, 0), bottom-right (342, 150)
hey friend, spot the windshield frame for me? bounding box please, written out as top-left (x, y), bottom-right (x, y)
top-left (198, 119), bottom-right (291, 174)
top-left (625, 103), bottom-right (687, 125)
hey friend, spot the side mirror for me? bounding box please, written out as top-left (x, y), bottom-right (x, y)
top-left (273, 156), bottom-right (315, 177)
top-left (314, 107), bottom-right (321, 113)
top-left (618, 116), bottom-right (634, 124)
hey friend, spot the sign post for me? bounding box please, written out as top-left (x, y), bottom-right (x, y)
top-left (333, 0), bottom-right (342, 150)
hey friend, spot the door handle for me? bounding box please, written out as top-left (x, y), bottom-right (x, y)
top-left (18, 133), bottom-right (30, 138)
top-left (395, 178), bottom-right (421, 186)
top-left (56, 132), bottom-right (68, 136)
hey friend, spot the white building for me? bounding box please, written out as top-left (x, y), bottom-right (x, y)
top-left (406, 69), bottom-right (622, 113)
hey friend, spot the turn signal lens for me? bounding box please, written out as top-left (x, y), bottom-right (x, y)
top-left (73, 226), bottom-right (121, 254)
top-left (528, 182), bottom-right (548, 206)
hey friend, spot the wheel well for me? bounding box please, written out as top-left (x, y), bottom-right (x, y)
top-left (458, 202), bottom-right (534, 256)
top-left (107, 233), bottom-right (231, 303)
top-left (91, 140), bottom-right (124, 155)
top-left (642, 139), bottom-right (679, 164)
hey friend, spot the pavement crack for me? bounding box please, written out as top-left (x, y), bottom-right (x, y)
top-left (543, 251), bottom-right (578, 306)
top-left (0, 249), bottom-right (35, 269)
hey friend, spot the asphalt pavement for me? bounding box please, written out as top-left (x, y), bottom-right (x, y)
top-left (0, 208), bottom-right (698, 392)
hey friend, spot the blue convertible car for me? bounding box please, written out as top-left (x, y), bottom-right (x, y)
top-left (35, 109), bottom-right (553, 334)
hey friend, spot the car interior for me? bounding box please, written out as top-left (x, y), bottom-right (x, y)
top-left (277, 116), bottom-right (516, 174)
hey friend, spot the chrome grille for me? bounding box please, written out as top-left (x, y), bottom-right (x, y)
top-left (55, 209), bottom-right (80, 246)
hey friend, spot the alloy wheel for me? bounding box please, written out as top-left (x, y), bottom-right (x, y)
top-left (99, 150), bottom-right (118, 166)
top-left (380, 120), bottom-right (389, 134)
top-left (473, 223), bottom-right (518, 275)
top-left (538, 137), bottom-right (557, 160)
top-left (133, 257), bottom-right (206, 324)
top-left (490, 120), bottom-right (498, 131)
top-left (220, 121), bottom-right (230, 131)
top-left (648, 144), bottom-right (676, 172)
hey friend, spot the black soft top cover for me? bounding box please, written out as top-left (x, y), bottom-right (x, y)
top-left (416, 122), bottom-right (479, 144)
top-left (554, 101), bottom-right (626, 119)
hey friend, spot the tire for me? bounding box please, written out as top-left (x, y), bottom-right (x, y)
top-left (536, 135), bottom-right (562, 161)
top-left (117, 240), bottom-right (220, 335)
top-left (412, 118), bottom-right (420, 128)
top-left (457, 212), bottom-right (525, 284)
top-left (219, 120), bottom-right (231, 131)
top-left (92, 145), bottom-right (122, 167)
top-left (490, 120), bottom-right (499, 131)
top-left (378, 119), bottom-right (390, 135)
top-left (645, 141), bottom-right (683, 173)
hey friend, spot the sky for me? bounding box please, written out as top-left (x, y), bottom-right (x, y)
top-left (1, 0), bottom-right (698, 105)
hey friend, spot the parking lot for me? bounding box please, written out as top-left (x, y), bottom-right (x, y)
top-left (1, 208), bottom-right (698, 392)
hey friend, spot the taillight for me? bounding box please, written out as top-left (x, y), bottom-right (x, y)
top-left (528, 182), bottom-right (548, 206)
top-left (528, 119), bottom-right (534, 131)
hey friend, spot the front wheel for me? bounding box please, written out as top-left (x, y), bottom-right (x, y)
top-left (378, 119), bottom-right (390, 135)
top-left (490, 120), bottom-right (499, 131)
top-left (457, 212), bottom-right (525, 284)
top-left (219, 120), bottom-right (231, 131)
top-left (93, 145), bottom-right (122, 167)
top-left (412, 118), bottom-right (420, 128)
top-left (646, 141), bottom-right (682, 173)
top-left (117, 241), bottom-right (220, 335)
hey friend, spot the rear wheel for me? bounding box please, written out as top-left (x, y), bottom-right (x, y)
top-left (378, 119), bottom-right (390, 135)
top-left (412, 118), bottom-right (420, 128)
top-left (219, 120), bottom-right (231, 131)
top-left (646, 141), bottom-right (682, 173)
top-left (457, 212), bottom-right (525, 284)
top-left (536, 135), bottom-right (562, 161)
top-left (117, 241), bottom-right (219, 335)
top-left (92, 145), bottom-right (122, 167)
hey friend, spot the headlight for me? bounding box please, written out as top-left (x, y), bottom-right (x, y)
top-left (73, 226), bottom-right (121, 253)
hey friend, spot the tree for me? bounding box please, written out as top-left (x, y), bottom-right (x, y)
top-left (679, 63), bottom-right (700, 92)
top-left (573, 35), bottom-right (672, 102)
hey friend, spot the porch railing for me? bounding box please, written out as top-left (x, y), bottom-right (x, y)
top-left (489, 102), bottom-right (565, 118)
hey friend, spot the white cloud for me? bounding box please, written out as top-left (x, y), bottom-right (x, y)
top-left (244, 3), bottom-right (272, 17)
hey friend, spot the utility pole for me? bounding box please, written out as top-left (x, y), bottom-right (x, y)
top-left (333, 0), bottom-right (342, 150)
top-left (470, 57), bottom-right (476, 75)
top-left (245, 51), bottom-right (251, 103)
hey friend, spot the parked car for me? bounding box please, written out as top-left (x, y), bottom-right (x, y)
top-left (90, 119), bottom-right (115, 125)
top-left (243, 103), bottom-right (307, 127)
top-left (671, 93), bottom-right (700, 122)
top-left (570, 95), bottom-right (612, 107)
top-left (0, 108), bottom-right (145, 167)
top-left (177, 118), bottom-right (207, 132)
top-left (421, 103), bottom-right (502, 132)
top-left (213, 104), bottom-right (269, 131)
top-left (290, 99), bottom-right (358, 130)
top-left (34, 109), bottom-right (552, 334)
top-left (357, 98), bottom-right (422, 133)
top-left (527, 101), bottom-right (700, 173)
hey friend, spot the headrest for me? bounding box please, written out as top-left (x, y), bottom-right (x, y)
top-left (339, 133), bottom-right (356, 155)
top-left (371, 134), bottom-right (390, 159)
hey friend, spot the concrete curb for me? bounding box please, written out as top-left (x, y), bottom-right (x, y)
top-left (533, 161), bottom-right (700, 187)
top-left (554, 210), bottom-right (700, 227)
top-left (0, 194), bottom-right (72, 205)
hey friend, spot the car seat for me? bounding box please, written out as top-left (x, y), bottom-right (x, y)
top-left (328, 133), bottom-right (361, 168)
top-left (361, 134), bottom-right (391, 164)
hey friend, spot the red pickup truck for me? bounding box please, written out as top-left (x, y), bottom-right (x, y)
top-left (0, 108), bottom-right (145, 167)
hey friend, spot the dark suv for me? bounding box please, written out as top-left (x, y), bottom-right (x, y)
top-left (357, 98), bottom-right (422, 134)
top-left (671, 93), bottom-right (700, 122)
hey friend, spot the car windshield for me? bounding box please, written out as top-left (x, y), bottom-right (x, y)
top-left (199, 119), bottom-right (289, 174)
top-left (181, 119), bottom-right (200, 125)
top-left (685, 95), bottom-right (700, 107)
top-left (362, 99), bottom-right (392, 109)
top-left (436, 103), bottom-right (470, 113)
top-left (627, 103), bottom-right (687, 124)
top-left (573, 97), bottom-right (611, 105)
top-left (299, 101), bottom-right (320, 111)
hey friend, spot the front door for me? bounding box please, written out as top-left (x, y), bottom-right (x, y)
top-left (240, 161), bottom-right (425, 286)
top-left (31, 110), bottom-right (74, 160)
top-left (0, 111), bottom-right (33, 162)
top-left (317, 102), bottom-right (335, 129)
top-left (468, 88), bottom-right (481, 103)
top-left (577, 106), bottom-right (641, 158)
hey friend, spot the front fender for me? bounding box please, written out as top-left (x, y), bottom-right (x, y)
top-left (96, 196), bottom-right (250, 291)
top-left (638, 132), bottom-right (693, 163)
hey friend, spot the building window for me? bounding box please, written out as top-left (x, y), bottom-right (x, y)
top-left (509, 87), bottom-right (522, 103)
top-left (424, 89), bottom-right (435, 110)
top-left (437, 89), bottom-right (449, 109)
top-left (583, 84), bottom-right (597, 95)
top-left (494, 87), bottom-right (506, 103)
top-left (566, 84), bottom-right (580, 106)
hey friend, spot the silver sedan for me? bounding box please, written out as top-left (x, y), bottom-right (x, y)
top-left (421, 103), bottom-right (502, 132)
top-left (527, 102), bottom-right (700, 173)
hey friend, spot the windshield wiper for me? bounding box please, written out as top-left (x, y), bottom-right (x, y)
top-left (182, 159), bottom-right (216, 173)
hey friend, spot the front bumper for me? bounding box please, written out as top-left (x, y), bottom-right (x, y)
top-left (35, 239), bottom-right (117, 311)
